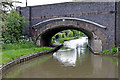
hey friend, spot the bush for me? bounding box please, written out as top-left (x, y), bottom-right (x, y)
top-left (72, 30), bottom-right (80, 37)
top-left (57, 33), bottom-right (63, 38)
top-left (102, 49), bottom-right (110, 54)
top-left (67, 31), bottom-right (73, 37)
top-left (2, 10), bottom-right (26, 43)
top-left (111, 46), bottom-right (117, 54)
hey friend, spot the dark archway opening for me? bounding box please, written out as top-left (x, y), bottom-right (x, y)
top-left (37, 25), bottom-right (96, 52)
top-left (40, 26), bottom-right (92, 45)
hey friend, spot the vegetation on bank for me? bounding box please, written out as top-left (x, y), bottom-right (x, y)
top-left (0, 41), bottom-right (52, 64)
top-left (102, 46), bottom-right (120, 55)
top-left (55, 30), bottom-right (86, 38)
top-left (2, 10), bottom-right (26, 43)
top-left (58, 37), bottom-right (76, 44)
top-left (52, 29), bottom-right (86, 44)
top-left (52, 37), bottom-right (76, 44)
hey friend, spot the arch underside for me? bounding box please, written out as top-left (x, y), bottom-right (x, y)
top-left (33, 19), bottom-right (108, 53)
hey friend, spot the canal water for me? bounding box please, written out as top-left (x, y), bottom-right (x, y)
top-left (3, 37), bottom-right (118, 78)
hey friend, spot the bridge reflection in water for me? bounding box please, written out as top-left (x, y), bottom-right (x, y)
top-left (53, 37), bottom-right (88, 67)
top-left (3, 37), bottom-right (118, 78)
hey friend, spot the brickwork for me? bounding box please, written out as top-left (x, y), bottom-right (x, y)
top-left (116, 2), bottom-right (120, 47)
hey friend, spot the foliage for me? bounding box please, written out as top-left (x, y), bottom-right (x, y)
top-left (2, 10), bottom-right (26, 43)
top-left (52, 37), bottom-right (76, 44)
top-left (111, 46), bottom-right (117, 54)
top-left (102, 46), bottom-right (119, 54)
top-left (57, 33), bottom-right (66, 38)
top-left (67, 30), bottom-right (73, 37)
top-left (72, 30), bottom-right (80, 37)
top-left (0, 0), bottom-right (21, 21)
top-left (102, 49), bottom-right (110, 54)
top-left (52, 29), bottom-right (87, 44)
top-left (58, 37), bottom-right (75, 43)
top-left (53, 29), bottom-right (86, 40)
top-left (2, 40), bottom-right (37, 51)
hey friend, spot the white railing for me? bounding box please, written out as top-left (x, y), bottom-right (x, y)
top-left (32, 17), bottom-right (107, 29)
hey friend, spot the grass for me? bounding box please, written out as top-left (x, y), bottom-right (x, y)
top-left (52, 37), bottom-right (77, 44)
top-left (0, 41), bottom-right (52, 64)
top-left (2, 40), bottom-right (38, 51)
top-left (102, 46), bottom-right (120, 55)
top-left (58, 37), bottom-right (76, 44)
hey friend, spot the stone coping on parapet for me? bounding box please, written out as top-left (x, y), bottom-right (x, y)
top-left (0, 45), bottom-right (63, 73)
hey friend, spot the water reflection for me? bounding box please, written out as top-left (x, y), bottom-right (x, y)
top-left (53, 49), bottom-right (76, 67)
top-left (53, 37), bottom-right (88, 67)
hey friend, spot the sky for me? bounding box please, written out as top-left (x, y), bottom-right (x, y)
top-left (14, 0), bottom-right (73, 7)
top-left (14, 0), bottom-right (119, 7)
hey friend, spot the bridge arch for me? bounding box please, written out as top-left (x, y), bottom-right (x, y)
top-left (32, 17), bottom-right (108, 53)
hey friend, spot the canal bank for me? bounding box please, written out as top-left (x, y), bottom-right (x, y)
top-left (0, 45), bottom-right (63, 74)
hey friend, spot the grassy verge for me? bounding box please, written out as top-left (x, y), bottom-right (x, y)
top-left (52, 37), bottom-right (76, 44)
top-left (58, 37), bottom-right (76, 43)
top-left (0, 41), bottom-right (52, 65)
top-left (102, 46), bottom-right (120, 55)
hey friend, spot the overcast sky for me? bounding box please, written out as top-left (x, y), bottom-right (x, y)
top-left (14, 0), bottom-right (118, 7)
top-left (15, 0), bottom-right (72, 7)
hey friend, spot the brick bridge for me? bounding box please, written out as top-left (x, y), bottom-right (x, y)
top-left (17, 2), bottom-right (120, 52)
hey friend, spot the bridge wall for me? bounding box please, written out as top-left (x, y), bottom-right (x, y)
top-left (17, 7), bottom-right (31, 37)
top-left (116, 2), bottom-right (120, 47)
top-left (17, 2), bottom-right (120, 50)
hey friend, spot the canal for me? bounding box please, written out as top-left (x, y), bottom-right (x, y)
top-left (3, 37), bottom-right (118, 78)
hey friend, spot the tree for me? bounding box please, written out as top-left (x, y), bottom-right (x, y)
top-left (2, 10), bottom-right (26, 43)
top-left (64, 30), bottom-right (73, 37)
top-left (0, 0), bottom-right (25, 43)
top-left (72, 30), bottom-right (80, 37)
top-left (0, 0), bottom-right (21, 21)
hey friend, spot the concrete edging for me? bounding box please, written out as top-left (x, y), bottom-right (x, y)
top-left (0, 45), bottom-right (63, 73)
